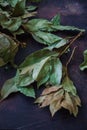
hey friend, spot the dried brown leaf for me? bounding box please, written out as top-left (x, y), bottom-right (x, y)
top-left (40, 93), bottom-right (54, 107)
top-left (41, 86), bottom-right (62, 96)
top-left (50, 100), bottom-right (61, 116)
top-left (61, 92), bottom-right (74, 114)
top-left (35, 95), bottom-right (46, 104)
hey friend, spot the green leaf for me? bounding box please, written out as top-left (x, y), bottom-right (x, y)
top-left (18, 86), bottom-right (35, 98)
top-left (47, 39), bottom-right (68, 50)
top-left (0, 33), bottom-right (18, 67)
top-left (16, 43), bottom-right (66, 87)
top-left (20, 48), bottom-right (57, 68)
top-left (33, 56), bottom-right (51, 87)
top-left (23, 19), bottom-right (52, 32)
top-left (15, 65), bottom-right (35, 87)
top-left (80, 50), bottom-right (87, 71)
top-left (16, 42), bottom-right (67, 88)
top-left (49, 58), bottom-right (62, 85)
top-left (52, 25), bottom-right (85, 32)
top-left (0, 1), bottom-right (9, 7)
top-left (7, 0), bottom-right (19, 7)
top-left (19, 39), bottom-right (68, 68)
top-left (62, 67), bottom-right (77, 96)
top-left (26, 5), bottom-right (37, 11)
top-left (12, 0), bottom-right (26, 17)
top-left (51, 14), bottom-right (60, 26)
top-left (16, 56), bottom-right (51, 87)
top-left (0, 14), bottom-right (22, 32)
top-left (31, 31), bottom-right (62, 45)
top-left (0, 78), bottom-right (18, 101)
top-left (22, 11), bottom-right (37, 19)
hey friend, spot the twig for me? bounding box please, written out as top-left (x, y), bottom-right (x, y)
top-left (59, 31), bottom-right (83, 57)
top-left (66, 46), bottom-right (77, 67)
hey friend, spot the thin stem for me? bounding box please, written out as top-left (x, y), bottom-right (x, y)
top-left (66, 46), bottom-right (77, 67)
top-left (59, 31), bottom-right (83, 57)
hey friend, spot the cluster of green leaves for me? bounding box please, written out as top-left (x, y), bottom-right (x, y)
top-left (0, 0), bottom-right (85, 67)
top-left (0, 0), bottom-right (85, 117)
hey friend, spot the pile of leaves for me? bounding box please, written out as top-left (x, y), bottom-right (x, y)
top-left (0, 0), bottom-right (86, 117)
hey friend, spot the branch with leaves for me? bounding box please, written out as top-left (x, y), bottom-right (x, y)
top-left (0, 0), bottom-right (86, 117)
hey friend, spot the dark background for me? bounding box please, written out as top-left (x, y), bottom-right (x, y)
top-left (0, 0), bottom-right (87, 130)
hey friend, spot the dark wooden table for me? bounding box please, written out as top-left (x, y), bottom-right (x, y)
top-left (0, 0), bottom-right (87, 130)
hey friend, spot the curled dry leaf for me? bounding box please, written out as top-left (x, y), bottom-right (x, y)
top-left (35, 86), bottom-right (81, 117)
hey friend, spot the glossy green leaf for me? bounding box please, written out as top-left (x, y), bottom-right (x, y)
top-left (80, 50), bottom-right (87, 71)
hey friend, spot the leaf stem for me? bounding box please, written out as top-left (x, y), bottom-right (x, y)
top-left (66, 46), bottom-right (77, 67)
top-left (59, 31), bottom-right (83, 57)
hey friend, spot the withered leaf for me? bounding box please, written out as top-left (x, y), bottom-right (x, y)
top-left (61, 92), bottom-right (74, 114)
top-left (41, 86), bottom-right (61, 95)
top-left (50, 100), bottom-right (61, 117)
top-left (35, 86), bottom-right (81, 117)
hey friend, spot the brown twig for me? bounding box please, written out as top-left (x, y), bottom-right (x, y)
top-left (59, 31), bottom-right (83, 57)
top-left (66, 46), bottom-right (77, 67)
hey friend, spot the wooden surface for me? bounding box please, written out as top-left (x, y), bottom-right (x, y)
top-left (0, 0), bottom-right (87, 130)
